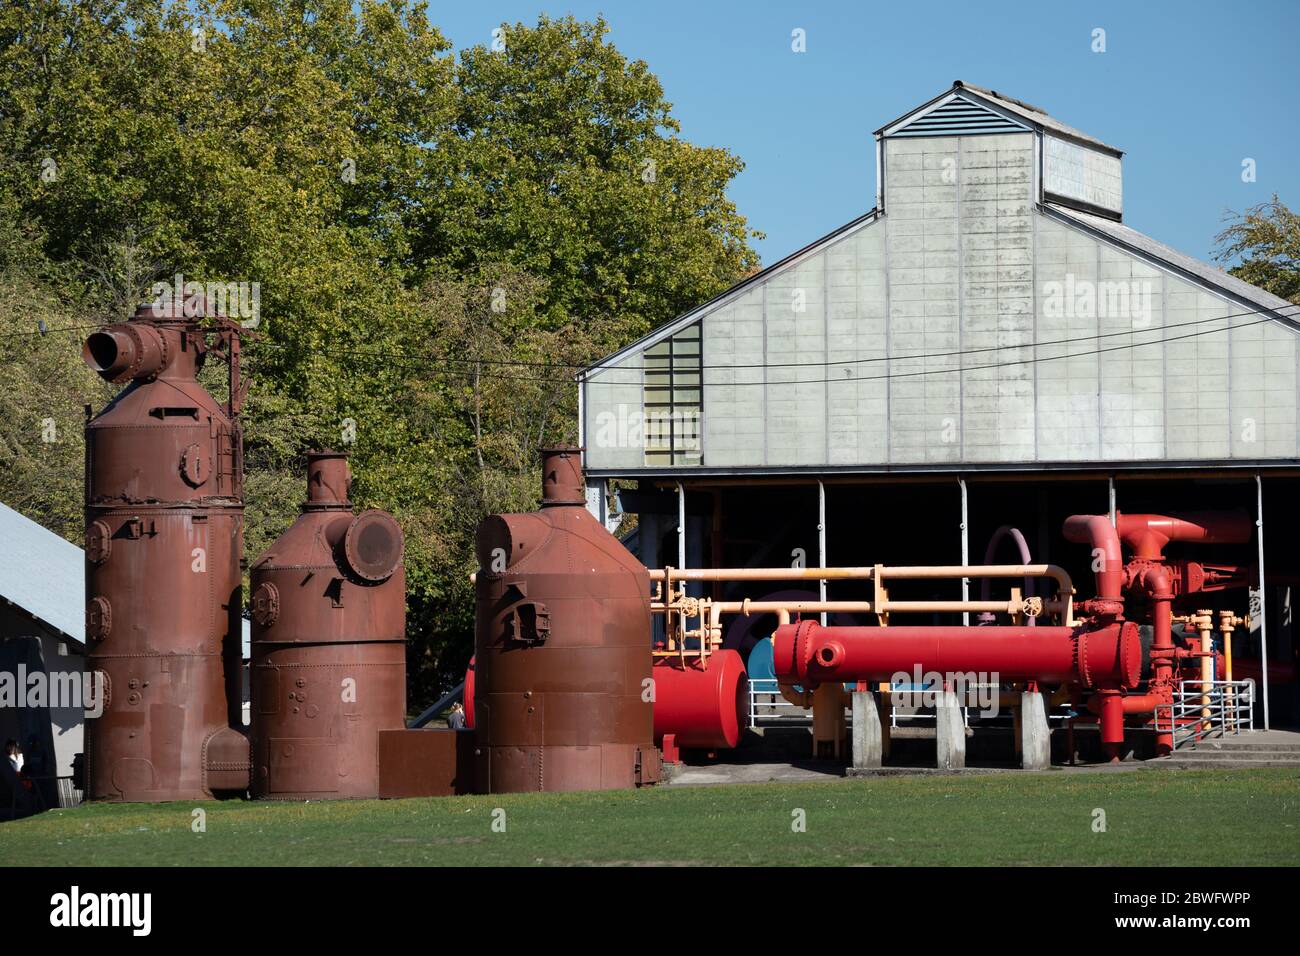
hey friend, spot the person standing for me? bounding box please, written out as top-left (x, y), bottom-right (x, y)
top-left (5, 739), bottom-right (20, 772)
top-left (447, 702), bottom-right (466, 730)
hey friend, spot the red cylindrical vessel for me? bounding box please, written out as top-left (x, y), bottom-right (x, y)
top-left (653, 650), bottom-right (749, 750)
top-left (82, 297), bottom-right (249, 802)
top-left (249, 451), bottom-right (407, 799)
top-left (474, 447), bottom-right (659, 793)
top-left (773, 621), bottom-right (1142, 690)
top-left (463, 656), bottom-right (476, 729)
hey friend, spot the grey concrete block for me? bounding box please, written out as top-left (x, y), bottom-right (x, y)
top-left (1020, 690), bottom-right (1051, 770)
top-left (852, 691), bottom-right (883, 769)
top-left (935, 690), bottom-right (966, 770)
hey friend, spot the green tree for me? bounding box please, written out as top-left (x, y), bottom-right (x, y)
top-left (0, 4), bottom-right (759, 704)
top-left (1215, 194), bottom-right (1300, 305)
top-left (418, 15), bottom-right (760, 345)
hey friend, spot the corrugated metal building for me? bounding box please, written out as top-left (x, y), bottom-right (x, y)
top-left (0, 502), bottom-right (86, 807)
top-left (578, 81), bottom-right (1299, 725)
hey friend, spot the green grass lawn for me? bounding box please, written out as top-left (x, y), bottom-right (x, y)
top-left (3, 769), bottom-right (1298, 866)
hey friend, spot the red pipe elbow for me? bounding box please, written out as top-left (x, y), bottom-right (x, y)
top-left (1117, 511), bottom-right (1253, 560)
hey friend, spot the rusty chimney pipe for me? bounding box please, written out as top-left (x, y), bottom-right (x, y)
top-left (306, 449), bottom-right (352, 509)
top-left (540, 445), bottom-right (585, 507)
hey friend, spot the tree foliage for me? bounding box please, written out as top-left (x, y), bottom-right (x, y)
top-left (0, 3), bottom-right (758, 703)
top-left (1215, 193), bottom-right (1300, 306)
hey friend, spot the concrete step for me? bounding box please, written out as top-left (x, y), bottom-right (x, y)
top-left (1150, 756), bottom-right (1300, 769)
top-left (1176, 747), bottom-right (1300, 760)
top-left (1184, 741), bottom-right (1300, 754)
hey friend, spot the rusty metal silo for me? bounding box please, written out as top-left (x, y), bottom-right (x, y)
top-left (474, 446), bottom-right (660, 792)
top-left (82, 296), bottom-right (250, 801)
top-left (249, 451), bottom-right (406, 799)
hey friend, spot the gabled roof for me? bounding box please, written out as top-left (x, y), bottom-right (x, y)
top-left (0, 503), bottom-right (84, 645)
top-left (580, 208), bottom-right (880, 378)
top-left (1044, 203), bottom-right (1300, 328)
top-left (877, 80), bottom-right (1123, 156)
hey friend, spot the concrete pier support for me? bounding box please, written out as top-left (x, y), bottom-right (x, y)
top-left (1019, 690), bottom-right (1051, 770)
top-left (851, 691), bottom-right (883, 769)
top-left (935, 689), bottom-right (966, 770)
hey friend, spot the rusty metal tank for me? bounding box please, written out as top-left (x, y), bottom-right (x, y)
top-left (82, 296), bottom-right (250, 801)
top-left (249, 451), bottom-right (406, 799)
top-left (474, 446), bottom-right (660, 792)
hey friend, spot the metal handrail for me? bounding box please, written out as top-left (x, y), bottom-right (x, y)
top-left (747, 678), bottom-right (810, 727)
top-left (1154, 679), bottom-right (1256, 748)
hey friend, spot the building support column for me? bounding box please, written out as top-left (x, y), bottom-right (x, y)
top-left (641, 506), bottom-right (662, 645)
top-left (676, 480), bottom-right (686, 571)
top-left (1257, 474), bottom-right (1271, 730)
top-left (818, 480), bottom-right (827, 626)
top-left (584, 477), bottom-right (607, 526)
top-left (959, 477), bottom-right (969, 626)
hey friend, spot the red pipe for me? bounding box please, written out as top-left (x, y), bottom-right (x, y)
top-left (1135, 564), bottom-right (1176, 755)
top-left (1117, 511), bottom-right (1253, 560)
top-left (774, 620), bottom-right (1142, 762)
top-left (1096, 689), bottom-right (1126, 759)
top-left (1062, 515), bottom-right (1123, 603)
top-left (773, 621), bottom-right (1141, 691)
top-left (1094, 692), bottom-right (1167, 714)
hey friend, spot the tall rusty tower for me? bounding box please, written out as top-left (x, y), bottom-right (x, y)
top-left (81, 295), bottom-right (250, 801)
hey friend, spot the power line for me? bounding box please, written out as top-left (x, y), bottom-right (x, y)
top-left (242, 301), bottom-right (1300, 375)
top-left (7, 301), bottom-right (1298, 387)
top-left (253, 308), bottom-right (1289, 389)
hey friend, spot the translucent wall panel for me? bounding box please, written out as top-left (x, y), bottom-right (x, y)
top-left (584, 352), bottom-right (644, 469)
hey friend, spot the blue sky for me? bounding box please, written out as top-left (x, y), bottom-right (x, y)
top-left (430, 0), bottom-right (1300, 268)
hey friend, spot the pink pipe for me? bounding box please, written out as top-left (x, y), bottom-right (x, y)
top-left (979, 525), bottom-right (1036, 625)
top-left (1062, 515), bottom-right (1123, 601)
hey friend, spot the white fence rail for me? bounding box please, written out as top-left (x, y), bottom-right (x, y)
top-left (747, 678), bottom-right (809, 726)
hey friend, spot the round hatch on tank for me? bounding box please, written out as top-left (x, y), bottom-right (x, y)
top-left (344, 510), bottom-right (404, 581)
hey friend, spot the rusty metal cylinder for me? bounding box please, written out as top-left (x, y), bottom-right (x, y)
top-left (82, 298), bottom-right (249, 802)
top-left (249, 451), bottom-right (406, 799)
top-left (474, 446), bottom-right (659, 792)
top-left (652, 650), bottom-right (749, 750)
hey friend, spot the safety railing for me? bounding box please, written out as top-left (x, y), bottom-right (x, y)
top-left (56, 776), bottom-right (84, 808)
top-left (1155, 679), bottom-right (1256, 749)
top-left (747, 678), bottom-right (810, 726)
